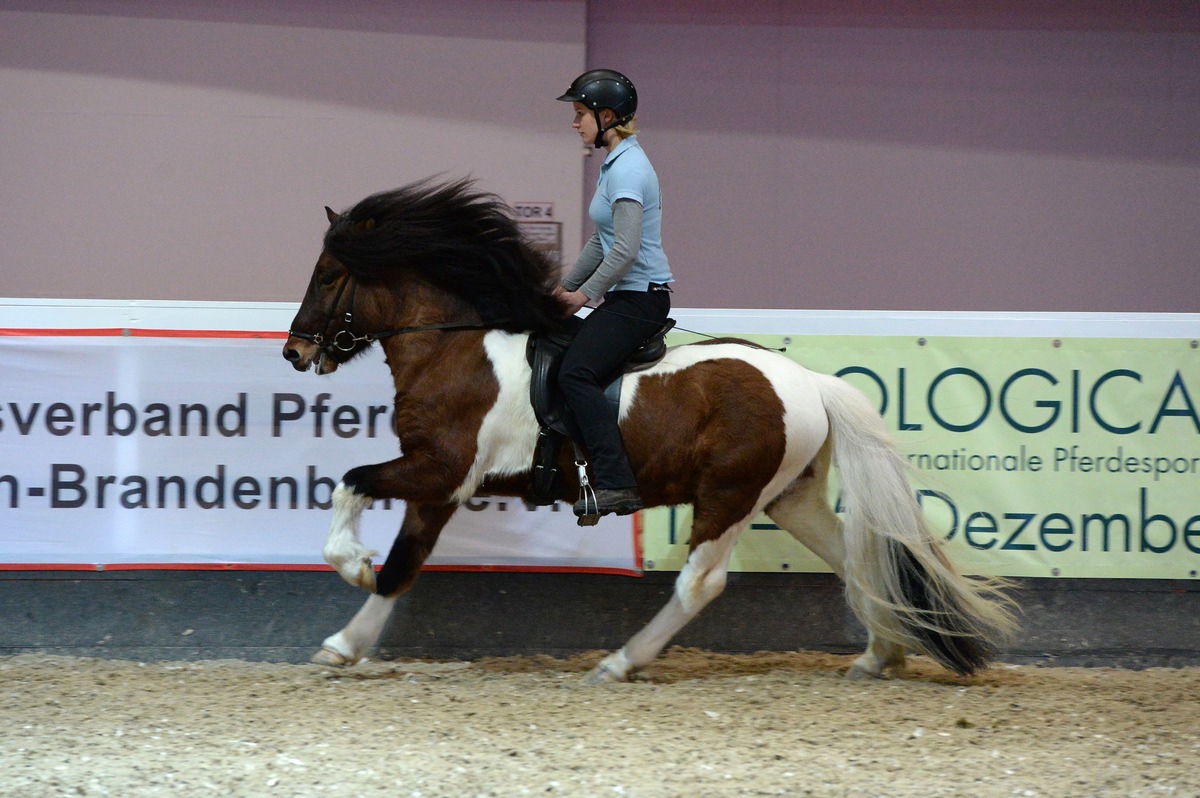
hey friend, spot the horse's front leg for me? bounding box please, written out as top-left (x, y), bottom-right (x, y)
top-left (323, 450), bottom-right (466, 590)
top-left (314, 501), bottom-right (456, 666)
top-left (323, 483), bottom-right (377, 590)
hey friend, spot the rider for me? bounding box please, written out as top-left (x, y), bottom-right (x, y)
top-left (554, 69), bottom-right (674, 519)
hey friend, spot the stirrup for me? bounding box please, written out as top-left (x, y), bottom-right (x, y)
top-left (574, 458), bottom-right (600, 527)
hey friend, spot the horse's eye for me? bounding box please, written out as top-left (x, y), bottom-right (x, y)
top-left (320, 271), bottom-right (339, 286)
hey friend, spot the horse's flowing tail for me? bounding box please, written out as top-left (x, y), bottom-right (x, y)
top-left (815, 375), bottom-right (1018, 675)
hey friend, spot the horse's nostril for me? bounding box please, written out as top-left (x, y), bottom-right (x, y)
top-left (283, 348), bottom-right (300, 362)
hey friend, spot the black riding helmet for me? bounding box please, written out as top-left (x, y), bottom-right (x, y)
top-left (557, 69), bottom-right (637, 149)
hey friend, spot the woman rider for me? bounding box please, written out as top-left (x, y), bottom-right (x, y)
top-left (553, 69), bottom-right (674, 520)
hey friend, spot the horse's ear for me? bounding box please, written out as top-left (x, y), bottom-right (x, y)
top-left (325, 206), bottom-right (339, 224)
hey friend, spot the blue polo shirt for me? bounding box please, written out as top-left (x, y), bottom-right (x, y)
top-left (590, 136), bottom-right (673, 291)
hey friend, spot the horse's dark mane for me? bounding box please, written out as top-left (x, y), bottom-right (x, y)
top-left (324, 177), bottom-right (564, 333)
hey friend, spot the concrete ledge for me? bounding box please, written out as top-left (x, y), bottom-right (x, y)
top-left (1, 570), bottom-right (1196, 667)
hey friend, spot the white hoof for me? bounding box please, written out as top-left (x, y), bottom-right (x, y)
top-left (311, 646), bottom-right (358, 667)
top-left (585, 651), bottom-right (633, 685)
top-left (324, 541), bottom-right (378, 592)
top-left (354, 558), bottom-right (378, 592)
top-left (846, 663), bottom-right (883, 680)
top-left (847, 652), bottom-right (906, 680)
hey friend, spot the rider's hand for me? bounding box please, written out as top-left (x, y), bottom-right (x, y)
top-left (553, 286), bottom-right (591, 316)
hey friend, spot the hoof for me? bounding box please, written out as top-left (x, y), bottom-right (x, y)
top-left (354, 558), bottom-right (377, 593)
top-left (332, 557), bottom-right (376, 592)
top-left (845, 663), bottom-right (884, 681)
top-left (584, 663), bottom-right (627, 685)
top-left (846, 653), bottom-right (906, 681)
top-left (584, 651), bottom-right (634, 685)
top-left (311, 646), bottom-right (357, 667)
top-left (325, 545), bottom-right (378, 592)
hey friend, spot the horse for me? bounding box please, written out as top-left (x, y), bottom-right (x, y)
top-left (282, 177), bottom-right (1017, 682)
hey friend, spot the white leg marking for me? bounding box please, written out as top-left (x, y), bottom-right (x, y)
top-left (847, 634), bottom-right (907, 680)
top-left (323, 482), bottom-right (378, 591)
top-left (587, 649), bottom-right (636, 685)
top-left (619, 594), bottom-right (695, 672)
top-left (312, 593), bottom-right (398, 666)
top-left (675, 533), bottom-right (738, 614)
top-left (586, 530), bottom-right (741, 684)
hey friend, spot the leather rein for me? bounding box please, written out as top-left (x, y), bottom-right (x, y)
top-left (287, 275), bottom-right (490, 353)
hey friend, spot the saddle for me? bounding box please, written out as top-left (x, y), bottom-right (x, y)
top-left (525, 316), bottom-right (675, 509)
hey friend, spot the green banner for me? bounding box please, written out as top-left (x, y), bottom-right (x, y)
top-left (641, 334), bottom-right (1200, 579)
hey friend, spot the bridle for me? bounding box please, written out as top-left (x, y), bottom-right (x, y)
top-left (287, 274), bottom-right (490, 353)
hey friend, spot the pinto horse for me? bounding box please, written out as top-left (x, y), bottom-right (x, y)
top-left (282, 177), bottom-right (1016, 681)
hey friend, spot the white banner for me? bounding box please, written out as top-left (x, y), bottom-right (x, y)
top-left (4, 302), bottom-right (1196, 575)
top-left (0, 332), bottom-right (639, 573)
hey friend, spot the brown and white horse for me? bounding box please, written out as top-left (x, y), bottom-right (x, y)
top-left (282, 178), bottom-right (1016, 681)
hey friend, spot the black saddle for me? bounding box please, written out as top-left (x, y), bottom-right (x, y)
top-left (524, 316), bottom-right (675, 506)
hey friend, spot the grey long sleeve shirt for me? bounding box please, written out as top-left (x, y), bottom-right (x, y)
top-left (561, 198), bottom-right (643, 303)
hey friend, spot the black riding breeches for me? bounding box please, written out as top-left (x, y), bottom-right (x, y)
top-left (557, 288), bottom-right (671, 490)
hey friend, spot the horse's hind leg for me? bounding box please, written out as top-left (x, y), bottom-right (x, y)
top-left (588, 506), bottom-right (746, 684)
top-left (313, 501), bottom-right (455, 666)
top-left (764, 444), bottom-right (906, 679)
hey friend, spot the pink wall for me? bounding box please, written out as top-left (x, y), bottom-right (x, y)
top-left (0, 0), bottom-right (587, 302)
top-left (2, 1), bottom-right (1197, 313)
top-left (587, 2), bottom-right (1200, 312)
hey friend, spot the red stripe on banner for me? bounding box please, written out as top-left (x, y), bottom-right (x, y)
top-left (0, 328), bottom-right (286, 339)
top-left (0, 563), bottom-right (102, 572)
top-left (422, 564), bottom-right (643, 577)
top-left (99, 563), bottom-right (333, 572)
top-left (0, 328), bottom-right (128, 337)
top-left (0, 562), bottom-right (644, 577)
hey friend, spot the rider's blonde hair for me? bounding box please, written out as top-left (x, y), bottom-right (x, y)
top-left (612, 115), bottom-right (638, 139)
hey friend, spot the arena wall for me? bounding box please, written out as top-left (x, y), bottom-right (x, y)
top-left (3, 302), bottom-right (1197, 666)
top-left (3, 571), bottom-right (1198, 668)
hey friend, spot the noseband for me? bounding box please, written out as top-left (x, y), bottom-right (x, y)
top-left (288, 275), bottom-right (491, 353)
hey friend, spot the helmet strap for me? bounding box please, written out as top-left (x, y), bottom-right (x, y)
top-left (592, 110), bottom-right (607, 149)
top-left (592, 110), bottom-right (632, 150)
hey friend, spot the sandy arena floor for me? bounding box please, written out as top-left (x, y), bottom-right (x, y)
top-left (2, 648), bottom-right (1197, 798)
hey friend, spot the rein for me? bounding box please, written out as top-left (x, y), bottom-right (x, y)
top-left (586, 304), bottom-right (788, 353)
top-left (288, 276), bottom-right (490, 353)
top-left (292, 275), bottom-right (769, 357)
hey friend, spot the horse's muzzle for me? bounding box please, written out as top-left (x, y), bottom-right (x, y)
top-left (283, 337), bottom-right (341, 374)
top-left (282, 337), bottom-right (316, 372)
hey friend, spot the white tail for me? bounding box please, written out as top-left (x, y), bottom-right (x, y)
top-left (815, 374), bottom-right (1017, 675)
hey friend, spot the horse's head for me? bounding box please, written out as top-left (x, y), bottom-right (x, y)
top-left (282, 207), bottom-right (378, 375)
top-left (285, 178), bottom-right (568, 374)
